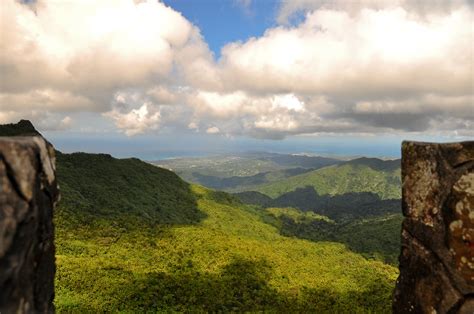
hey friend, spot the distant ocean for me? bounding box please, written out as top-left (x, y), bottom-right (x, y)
top-left (44, 131), bottom-right (462, 161)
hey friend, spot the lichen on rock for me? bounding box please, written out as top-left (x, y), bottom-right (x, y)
top-left (394, 141), bottom-right (474, 314)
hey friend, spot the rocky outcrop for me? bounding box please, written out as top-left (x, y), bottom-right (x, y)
top-left (393, 141), bottom-right (474, 313)
top-left (0, 136), bottom-right (59, 313)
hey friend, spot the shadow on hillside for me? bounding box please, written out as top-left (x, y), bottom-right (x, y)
top-left (236, 187), bottom-right (400, 221)
top-left (191, 167), bottom-right (314, 190)
top-left (236, 187), bottom-right (403, 264)
top-left (55, 152), bottom-right (208, 228)
top-left (272, 186), bottom-right (400, 220)
top-left (57, 257), bottom-right (393, 313)
top-left (277, 213), bottom-right (403, 265)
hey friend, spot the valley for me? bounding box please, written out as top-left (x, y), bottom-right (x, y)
top-left (54, 151), bottom-right (398, 312)
top-left (2, 1), bottom-right (470, 311)
top-left (1, 121), bottom-right (401, 312)
top-left (156, 153), bottom-right (403, 265)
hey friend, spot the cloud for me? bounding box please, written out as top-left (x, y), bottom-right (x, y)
top-left (59, 116), bottom-right (73, 129)
top-left (206, 126), bottom-right (220, 134)
top-left (0, 110), bottom-right (73, 131)
top-left (147, 86), bottom-right (178, 104)
top-left (217, 7), bottom-right (472, 97)
top-left (276, 0), bottom-right (472, 24)
top-left (0, 0), bottom-right (204, 134)
top-left (104, 103), bottom-right (161, 136)
top-left (1, 0), bottom-right (473, 139)
top-left (2, 0), bottom-right (194, 93)
top-left (191, 4), bottom-right (473, 138)
top-left (0, 89), bottom-right (95, 112)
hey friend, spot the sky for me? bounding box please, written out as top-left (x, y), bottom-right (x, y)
top-left (0, 0), bottom-right (473, 159)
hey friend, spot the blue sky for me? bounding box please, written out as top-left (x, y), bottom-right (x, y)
top-left (162, 0), bottom-right (278, 57)
top-left (2, 0), bottom-right (473, 159)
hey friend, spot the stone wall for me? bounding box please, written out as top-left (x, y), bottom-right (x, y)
top-left (393, 141), bottom-right (473, 314)
top-left (0, 137), bottom-right (59, 313)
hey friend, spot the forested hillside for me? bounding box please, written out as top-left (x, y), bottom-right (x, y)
top-left (1, 121), bottom-right (400, 312)
top-left (254, 206), bottom-right (403, 264)
top-left (232, 158), bottom-right (403, 265)
top-left (155, 152), bottom-right (341, 191)
top-left (53, 152), bottom-right (398, 312)
top-left (254, 161), bottom-right (401, 199)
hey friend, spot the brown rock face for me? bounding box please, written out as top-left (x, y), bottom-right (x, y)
top-left (0, 137), bottom-right (59, 313)
top-left (393, 141), bottom-right (474, 314)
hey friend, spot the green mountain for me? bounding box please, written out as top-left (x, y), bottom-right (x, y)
top-left (156, 152), bottom-right (341, 191)
top-left (236, 188), bottom-right (400, 221)
top-left (1, 121), bottom-right (399, 312)
top-left (256, 206), bottom-right (403, 265)
top-left (254, 159), bottom-right (401, 200)
top-left (54, 153), bottom-right (398, 312)
top-left (55, 151), bottom-right (205, 227)
top-left (186, 167), bottom-right (315, 191)
top-left (233, 159), bottom-right (403, 265)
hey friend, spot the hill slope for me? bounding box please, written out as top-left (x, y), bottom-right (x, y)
top-left (186, 167), bottom-right (315, 191)
top-left (255, 206), bottom-right (403, 264)
top-left (55, 151), bottom-right (205, 227)
top-left (156, 152), bottom-right (341, 191)
top-left (236, 188), bottom-right (400, 221)
top-left (0, 121), bottom-right (399, 312)
top-left (55, 182), bottom-right (398, 312)
top-left (54, 154), bottom-right (398, 312)
top-left (254, 161), bottom-right (401, 199)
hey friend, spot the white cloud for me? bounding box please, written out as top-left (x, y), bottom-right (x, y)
top-left (1, 0), bottom-right (194, 94)
top-left (104, 103), bottom-right (161, 136)
top-left (271, 94), bottom-right (305, 112)
top-left (147, 86), bottom-right (178, 104)
top-left (1, 0), bottom-right (473, 139)
top-left (276, 0), bottom-right (472, 24)
top-left (0, 0), bottom-right (203, 135)
top-left (254, 115), bottom-right (300, 131)
top-left (0, 90), bottom-right (95, 112)
top-left (0, 110), bottom-right (74, 131)
top-left (206, 126), bottom-right (220, 134)
top-left (217, 7), bottom-right (472, 97)
top-left (59, 116), bottom-right (73, 129)
top-left (188, 122), bottom-right (199, 130)
top-left (191, 4), bottom-right (473, 138)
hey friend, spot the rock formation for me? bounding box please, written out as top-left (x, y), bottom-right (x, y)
top-left (0, 136), bottom-right (59, 313)
top-left (393, 141), bottom-right (474, 313)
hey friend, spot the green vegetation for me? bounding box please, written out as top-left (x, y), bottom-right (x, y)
top-left (0, 119), bottom-right (41, 136)
top-left (256, 207), bottom-right (403, 265)
top-left (236, 187), bottom-right (400, 221)
top-left (265, 206), bottom-right (334, 224)
top-left (156, 155), bottom-right (288, 179)
top-left (156, 152), bottom-right (341, 191)
top-left (186, 167), bottom-right (315, 192)
top-left (54, 152), bottom-right (398, 312)
top-left (1, 121), bottom-right (401, 312)
top-left (255, 162), bottom-right (401, 199)
top-left (56, 151), bottom-right (205, 227)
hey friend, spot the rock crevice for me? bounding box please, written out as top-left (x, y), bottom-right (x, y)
top-left (394, 141), bottom-right (474, 314)
top-left (0, 136), bottom-right (59, 314)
